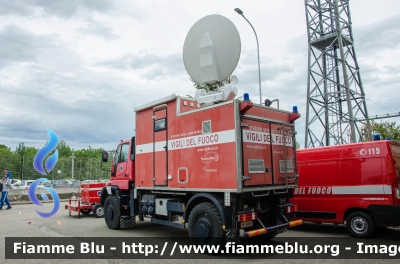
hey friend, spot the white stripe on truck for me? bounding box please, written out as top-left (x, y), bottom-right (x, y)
top-left (331, 185), bottom-right (392, 195)
top-left (136, 129), bottom-right (236, 154)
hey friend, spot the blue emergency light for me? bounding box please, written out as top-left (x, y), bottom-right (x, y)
top-left (373, 133), bottom-right (381, 141)
top-left (293, 106), bottom-right (298, 113)
top-left (243, 93), bottom-right (250, 101)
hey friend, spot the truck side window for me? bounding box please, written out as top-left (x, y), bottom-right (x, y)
top-left (154, 118), bottom-right (166, 132)
top-left (120, 143), bottom-right (129, 162)
top-left (114, 145), bottom-right (121, 167)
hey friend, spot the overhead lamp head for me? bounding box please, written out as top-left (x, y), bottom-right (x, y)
top-left (234, 8), bottom-right (243, 15)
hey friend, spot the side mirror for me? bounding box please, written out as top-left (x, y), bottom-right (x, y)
top-left (101, 151), bottom-right (109, 162)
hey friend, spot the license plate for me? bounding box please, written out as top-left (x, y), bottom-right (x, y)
top-left (241, 221), bottom-right (253, 228)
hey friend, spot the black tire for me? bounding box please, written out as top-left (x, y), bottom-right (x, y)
top-left (346, 211), bottom-right (375, 238)
top-left (188, 202), bottom-right (225, 248)
top-left (80, 209), bottom-right (92, 215)
top-left (93, 203), bottom-right (104, 218)
top-left (104, 195), bottom-right (121, 229)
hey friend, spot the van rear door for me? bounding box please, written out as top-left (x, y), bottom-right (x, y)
top-left (389, 141), bottom-right (400, 202)
top-left (389, 141), bottom-right (400, 181)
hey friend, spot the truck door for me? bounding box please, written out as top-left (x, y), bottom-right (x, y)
top-left (270, 123), bottom-right (296, 186)
top-left (241, 119), bottom-right (273, 186)
top-left (114, 143), bottom-right (129, 179)
top-left (153, 106), bottom-right (168, 186)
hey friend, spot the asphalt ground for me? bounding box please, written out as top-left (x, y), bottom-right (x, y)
top-left (1, 201), bottom-right (399, 264)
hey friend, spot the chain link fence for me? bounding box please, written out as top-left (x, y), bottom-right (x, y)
top-left (0, 154), bottom-right (113, 181)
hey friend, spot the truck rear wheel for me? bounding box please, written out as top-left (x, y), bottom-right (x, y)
top-left (346, 211), bottom-right (375, 238)
top-left (188, 202), bottom-right (225, 248)
top-left (104, 195), bottom-right (121, 229)
top-left (93, 203), bottom-right (104, 218)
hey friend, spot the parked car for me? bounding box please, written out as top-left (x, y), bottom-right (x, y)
top-left (13, 180), bottom-right (45, 190)
top-left (43, 180), bottom-right (56, 187)
top-left (53, 180), bottom-right (70, 188)
top-left (68, 180), bottom-right (81, 188)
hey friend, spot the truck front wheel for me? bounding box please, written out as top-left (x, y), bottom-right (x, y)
top-left (104, 195), bottom-right (121, 229)
top-left (188, 202), bottom-right (225, 248)
top-left (346, 211), bottom-right (375, 238)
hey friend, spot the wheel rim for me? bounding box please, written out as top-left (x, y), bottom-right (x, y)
top-left (105, 205), bottom-right (114, 220)
top-left (96, 207), bottom-right (104, 217)
top-left (351, 216), bottom-right (368, 234)
top-left (194, 216), bottom-right (212, 240)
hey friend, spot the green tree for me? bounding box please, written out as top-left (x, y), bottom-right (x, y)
top-left (296, 141), bottom-right (301, 149)
top-left (188, 77), bottom-right (243, 100)
top-left (360, 120), bottom-right (400, 141)
top-left (190, 77), bottom-right (222, 92)
top-left (56, 140), bottom-right (73, 158)
top-left (0, 144), bottom-right (12, 154)
top-left (74, 147), bottom-right (105, 158)
top-left (14, 143), bottom-right (38, 156)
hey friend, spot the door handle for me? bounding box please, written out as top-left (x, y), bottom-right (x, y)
top-left (124, 174), bottom-right (128, 177)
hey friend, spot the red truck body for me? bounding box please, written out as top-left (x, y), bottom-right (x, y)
top-left (100, 94), bottom-right (303, 246)
top-left (291, 140), bottom-right (400, 237)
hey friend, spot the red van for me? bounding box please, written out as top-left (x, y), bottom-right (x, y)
top-left (291, 140), bottom-right (400, 238)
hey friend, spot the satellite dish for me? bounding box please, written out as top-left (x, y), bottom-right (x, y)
top-left (183, 14), bottom-right (241, 86)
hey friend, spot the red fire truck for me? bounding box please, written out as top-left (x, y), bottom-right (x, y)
top-left (99, 93), bottom-right (303, 246)
top-left (291, 140), bottom-right (400, 238)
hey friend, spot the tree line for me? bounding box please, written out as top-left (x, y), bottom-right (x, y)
top-left (0, 141), bottom-right (114, 181)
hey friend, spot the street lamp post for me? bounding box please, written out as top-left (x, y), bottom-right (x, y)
top-left (234, 8), bottom-right (262, 104)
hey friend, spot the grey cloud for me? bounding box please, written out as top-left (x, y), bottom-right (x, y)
top-left (77, 19), bottom-right (119, 40)
top-left (0, 65), bottom-right (142, 151)
top-left (0, 2), bottom-right (35, 16)
top-left (0, 0), bottom-right (115, 18)
top-left (353, 15), bottom-right (400, 54)
top-left (95, 51), bottom-right (186, 80)
top-left (0, 24), bottom-right (57, 67)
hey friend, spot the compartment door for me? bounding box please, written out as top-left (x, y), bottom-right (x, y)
top-left (241, 119), bottom-right (272, 186)
top-left (153, 107), bottom-right (168, 186)
top-left (270, 123), bottom-right (296, 185)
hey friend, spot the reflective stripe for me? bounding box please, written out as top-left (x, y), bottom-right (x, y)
top-left (136, 129), bottom-right (236, 154)
top-left (289, 220), bottom-right (303, 227)
top-left (332, 185), bottom-right (392, 195)
top-left (81, 188), bottom-right (103, 191)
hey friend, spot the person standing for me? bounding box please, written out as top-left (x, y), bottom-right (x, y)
top-left (4, 168), bottom-right (11, 181)
top-left (0, 172), bottom-right (12, 210)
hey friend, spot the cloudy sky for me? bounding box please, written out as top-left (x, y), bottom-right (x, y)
top-left (1, 0), bottom-right (399, 152)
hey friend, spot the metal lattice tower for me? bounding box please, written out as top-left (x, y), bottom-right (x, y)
top-left (304, 0), bottom-right (370, 147)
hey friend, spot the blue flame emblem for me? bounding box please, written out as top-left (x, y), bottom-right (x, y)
top-left (28, 178), bottom-right (60, 218)
top-left (33, 128), bottom-right (59, 175)
top-left (30, 128), bottom-right (61, 218)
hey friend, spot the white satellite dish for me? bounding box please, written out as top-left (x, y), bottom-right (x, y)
top-left (183, 14), bottom-right (241, 85)
top-left (183, 14), bottom-right (241, 104)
